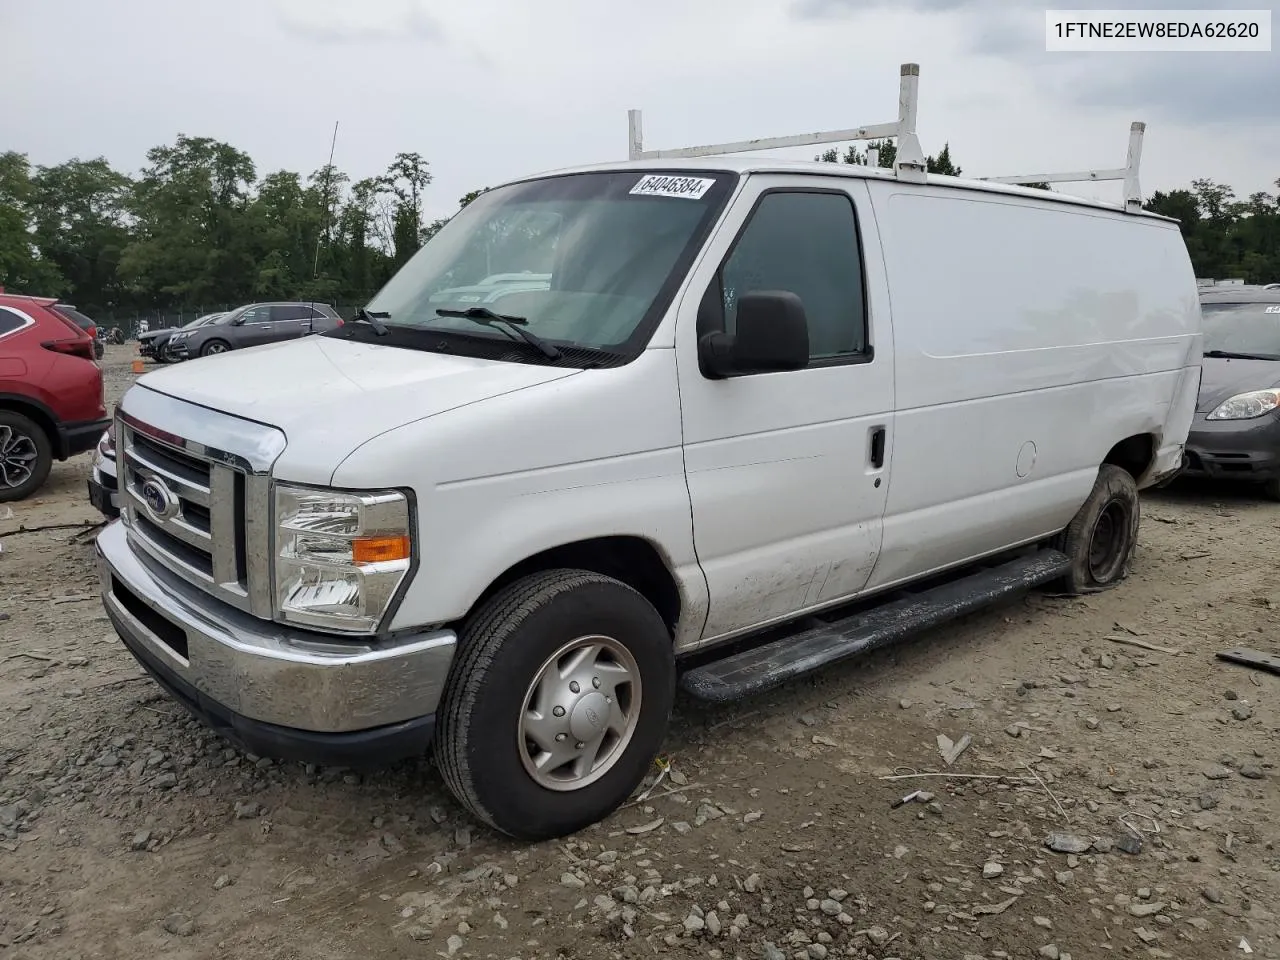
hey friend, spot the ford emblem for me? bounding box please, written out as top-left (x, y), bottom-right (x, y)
top-left (140, 476), bottom-right (177, 521)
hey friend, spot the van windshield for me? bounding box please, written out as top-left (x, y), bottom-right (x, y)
top-left (359, 170), bottom-right (736, 358)
top-left (1202, 302), bottom-right (1280, 359)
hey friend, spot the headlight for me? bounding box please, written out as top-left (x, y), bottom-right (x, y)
top-left (1206, 389), bottom-right (1280, 421)
top-left (273, 483), bottom-right (414, 633)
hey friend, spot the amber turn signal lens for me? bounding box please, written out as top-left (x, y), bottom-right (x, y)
top-left (352, 535), bottom-right (411, 565)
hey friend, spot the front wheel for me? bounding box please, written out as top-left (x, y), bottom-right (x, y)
top-left (1051, 464), bottom-right (1141, 594)
top-left (200, 339), bottom-right (230, 357)
top-left (435, 570), bottom-right (675, 841)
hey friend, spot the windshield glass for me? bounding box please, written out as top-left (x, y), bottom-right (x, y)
top-left (363, 170), bottom-right (736, 353)
top-left (1202, 302), bottom-right (1280, 358)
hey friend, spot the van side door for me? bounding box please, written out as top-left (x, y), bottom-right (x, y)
top-left (676, 175), bottom-right (896, 644)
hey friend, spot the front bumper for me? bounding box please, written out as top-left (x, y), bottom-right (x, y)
top-left (88, 460), bottom-right (119, 519)
top-left (1184, 413), bottom-right (1280, 483)
top-left (96, 520), bottom-right (456, 766)
top-left (59, 418), bottom-right (112, 459)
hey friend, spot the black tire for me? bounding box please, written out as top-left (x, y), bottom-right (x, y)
top-left (436, 569), bottom-right (676, 841)
top-left (200, 339), bottom-right (230, 357)
top-left (0, 411), bottom-right (54, 503)
top-left (1050, 464), bottom-right (1141, 594)
top-left (1261, 479), bottom-right (1280, 502)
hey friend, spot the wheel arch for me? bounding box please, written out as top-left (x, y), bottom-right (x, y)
top-left (463, 535), bottom-right (686, 640)
top-left (1103, 432), bottom-right (1157, 483)
top-left (0, 393), bottom-right (63, 459)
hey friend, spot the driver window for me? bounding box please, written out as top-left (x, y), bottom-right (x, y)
top-left (719, 190), bottom-right (868, 362)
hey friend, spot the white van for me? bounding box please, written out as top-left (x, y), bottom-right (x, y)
top-left (96, 65), bottom-right (1202, 840)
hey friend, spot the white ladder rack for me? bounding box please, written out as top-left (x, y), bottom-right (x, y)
top-left (978, 121), bottom-right (1147, 212)
top-left (628, 63), bottom-right (928, 182)
top-left (626, 63), bottom-right (1147, 213)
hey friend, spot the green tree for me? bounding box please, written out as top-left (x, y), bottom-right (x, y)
top-left (28, 158), bottom-right (136, 312)
top-left (120, 135), bottom-right (258, 306)
top-left (0, 152), bottom-right (65, 294)
top-left (378, 152), bottom-right (433, 266)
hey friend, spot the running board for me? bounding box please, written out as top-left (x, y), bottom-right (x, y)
top-left (680, 548), bottom-right (1071, 703)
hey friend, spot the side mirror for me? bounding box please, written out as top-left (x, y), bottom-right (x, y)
top-left (698, 290), bottom-right (809, 378)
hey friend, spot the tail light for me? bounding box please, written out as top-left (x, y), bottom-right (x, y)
top-left (88, 325), bottom-right (97, 339)
top-left (42, 338), bottom-right (96, 361)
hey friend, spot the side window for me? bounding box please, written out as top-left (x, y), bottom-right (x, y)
top-left (0, 307), bottom-right (30, 338)
top-left (719, 191), bottom-right (868, 361)
top-left (270, 305), bottom-right (309, 322)
top-left (240, 307), bottom-right (272, 324)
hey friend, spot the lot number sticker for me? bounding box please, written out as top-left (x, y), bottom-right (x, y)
top-left (1266, 305), bottom-right (1280, 314)
top-left (630, 175), bottom-right (716, 200)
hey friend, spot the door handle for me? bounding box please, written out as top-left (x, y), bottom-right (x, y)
top-left (869, 426), bottom-right (886, 469)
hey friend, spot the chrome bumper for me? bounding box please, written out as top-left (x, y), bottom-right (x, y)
top-left (96, 520), bottom-right (457, 734)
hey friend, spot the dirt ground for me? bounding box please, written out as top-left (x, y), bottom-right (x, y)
top-left (1, 345), bottom-right (1277, 960)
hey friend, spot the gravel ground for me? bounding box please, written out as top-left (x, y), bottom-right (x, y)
top-left (0, 345), bottom-right (1277, 960)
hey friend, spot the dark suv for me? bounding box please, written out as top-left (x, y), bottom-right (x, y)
top-left (167, 302), bottom-right (343, 359)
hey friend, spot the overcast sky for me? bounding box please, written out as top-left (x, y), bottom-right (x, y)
top-left (3, 0), bottom-right (1276, 220)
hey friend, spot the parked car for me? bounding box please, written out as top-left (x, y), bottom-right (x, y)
top-left (48, 302), bottom-right (105, 360)
top-left (95, 66), bottom-right (1200, 841)
top-left (138, 312), bottom-right (224, 363)
top-left (427, 273), bottom-right (552, 306)
top-left (88, 426), bottom-right (119, 518)
top-left (166, 302), bottom-right (342, 359)
top-left (1182, 287), bottom-right (1280, 498)
top-left (0, 294), bottom-right (110, 501)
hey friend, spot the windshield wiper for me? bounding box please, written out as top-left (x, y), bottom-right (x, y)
top-left (350, 307), bottom-right (391, 336)
top-left (1204, 349), bottom-right (1280, 361)
top-left (435, 306), bottom-right (562, 360)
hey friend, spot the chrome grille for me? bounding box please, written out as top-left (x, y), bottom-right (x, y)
top-left (114, 388), bottom-right (286, 620)
top-left (121, 422), bottom-right (248, 604)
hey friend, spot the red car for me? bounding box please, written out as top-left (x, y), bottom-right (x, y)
top-left (0, 293), bottom-right (110, 501)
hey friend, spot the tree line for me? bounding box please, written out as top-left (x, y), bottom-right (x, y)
top-left (0, 135), bottom-right (1276, 320)
top-left (0, 136), bottom-right (486, 318)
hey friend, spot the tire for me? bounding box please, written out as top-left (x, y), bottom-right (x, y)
top-left (0, 411), bottom-right (54, 503)
top-left (1261, 479), bottom-right (1280, 501)
top-left (200, 339), bottom-right (230, 357)
top-left (436, 569), bottom-right (676, 841)
top-left (1050, 464), bottom-right (1141, 594)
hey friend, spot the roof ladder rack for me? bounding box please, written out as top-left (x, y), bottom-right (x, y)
top-left (977, 121), bottom-right (1147, 212)
top-left (627, 63), bottom-right (928, 182)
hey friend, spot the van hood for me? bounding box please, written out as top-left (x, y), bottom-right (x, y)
top-left (1197, 356), bottom-right (1280, 412)
top-left (134, 336), bottom-right (579, 468)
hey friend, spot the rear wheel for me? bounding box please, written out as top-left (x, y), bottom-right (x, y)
top-left (200, 339), bottom-right (230, 357)
top-left (1051, 464), bottom-right (1141, 594)
top-left (435, 570), bottom-right (675, 840)
top-left (0, 412), bottom-right (53, 502)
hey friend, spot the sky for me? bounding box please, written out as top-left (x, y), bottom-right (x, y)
top-left (2, 0), bottom-right (1277, 221)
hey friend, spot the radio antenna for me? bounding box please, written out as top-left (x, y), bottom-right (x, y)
top-left (312, 120), bottom-right (340, 280)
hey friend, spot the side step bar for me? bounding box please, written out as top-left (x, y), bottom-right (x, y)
top-left (680, 548), bottom-right (1071, 703)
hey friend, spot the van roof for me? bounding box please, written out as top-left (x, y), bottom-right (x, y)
top-left (506, 156), bottom-right (1179, 223)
